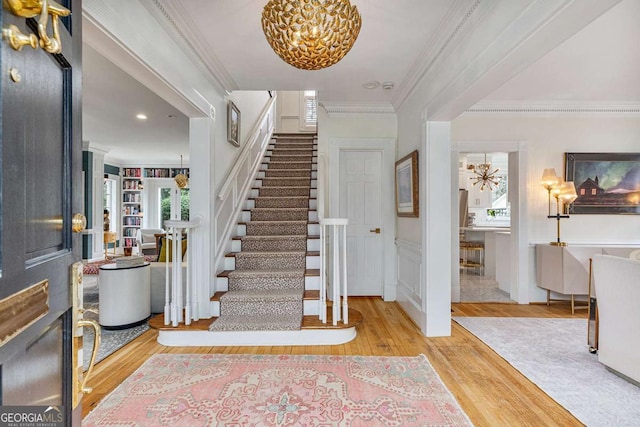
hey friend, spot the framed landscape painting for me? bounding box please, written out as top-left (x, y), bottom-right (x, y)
top-left (395, 150), bottom-right (419, 217)
top-left (565, 152), bottom-right (640, 214)
top-left (227, 101), bottom-right (241, 147)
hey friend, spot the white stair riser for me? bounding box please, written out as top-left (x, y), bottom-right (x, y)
top-left (308, 239), bottom-right (319, 251)
top-left (307, 255), bottom-right (319, 269)
top-left (225, 256), bottom-right (235, 270)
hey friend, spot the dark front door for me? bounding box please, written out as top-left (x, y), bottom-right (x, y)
top-left (0, 0), bottom-right (82, 425)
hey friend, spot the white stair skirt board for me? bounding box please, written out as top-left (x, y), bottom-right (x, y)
top-left (157, 327), bottom-right (356, 347)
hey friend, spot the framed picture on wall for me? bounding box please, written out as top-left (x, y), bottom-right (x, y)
top-left (565, 152), bottom-right (640, 214)
top-left (395, 150), bottom-right (419, 217)
top-left (227, 101), bottom-right (241, 147)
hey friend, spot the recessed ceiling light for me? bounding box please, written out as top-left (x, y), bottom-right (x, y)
top-left (362, 81), bottom-right (380, 90)
top-left (382, 81), bottom-right (395, 90)
top-left (136, 113), bottom-right (148, 120)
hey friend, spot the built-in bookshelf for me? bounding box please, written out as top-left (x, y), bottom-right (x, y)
top-left (122, 168), bottom-right (143, 249)
top-left (143, 167), bottom-right (190, 178)
top-left (120, 167), bottom-right (189, 250)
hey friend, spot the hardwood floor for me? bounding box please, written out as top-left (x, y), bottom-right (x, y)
top-left (82, 298), bottom-right (586, 426)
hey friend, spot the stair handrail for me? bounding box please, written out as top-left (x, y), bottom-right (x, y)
top-left (319, 218), bottom-right (349, 325)
top-left (213, 96), bottom-right (276, 274)
top-left (164, 217), bottom-right (201, 327)
top-left (317, 150), bottom-right (327, 220)
top-left (217, 95), bottom-right (276, 202)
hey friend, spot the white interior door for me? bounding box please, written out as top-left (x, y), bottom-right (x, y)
top-left (339, 150), bottom-right (384, 296)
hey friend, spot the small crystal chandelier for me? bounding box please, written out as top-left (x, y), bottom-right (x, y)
top-left (469, 154), bottom-right (500, 191)
top-left (261, 0), bottom-right (362, 70)
top-left (174, 154), bottom-right (188, 189)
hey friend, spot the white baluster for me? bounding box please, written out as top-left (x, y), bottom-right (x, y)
top-left (342, 222), bottom-right (348, 324)
top-left (164, 229), bottom-right (171, 325)
top-left (319, 222), bottom-right (326, 323)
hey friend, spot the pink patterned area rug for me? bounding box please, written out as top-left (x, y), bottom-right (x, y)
top-left (83, 353), bottom-right (472, 426)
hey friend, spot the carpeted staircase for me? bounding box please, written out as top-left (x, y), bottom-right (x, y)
top-left (210, 135), bottom-right (316, 331)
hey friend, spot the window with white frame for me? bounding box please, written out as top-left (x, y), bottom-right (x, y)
top-left (300, 90), bottom-right (317, 131)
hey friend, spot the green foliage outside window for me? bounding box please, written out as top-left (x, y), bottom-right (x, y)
top-left (161, 188), bottom-right (190, 228)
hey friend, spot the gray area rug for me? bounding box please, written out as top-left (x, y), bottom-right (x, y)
top-left (453, 317), bottom-right (640, 426)
top-left (82, 282), bottom-right (149, 370)
top-left (460, 274), bottom-right (514, 302)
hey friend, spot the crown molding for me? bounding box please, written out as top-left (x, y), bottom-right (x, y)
top-left (320, 102), bottom-right (396, 118)
top-left (145, 0), bottom-right (237, 92)
top-left (463, 101), bottom-right (640, 116)
top-left (82, 141), bottom-right (111, 156)
top-left (393, 0), bottom-right (623, 120)
top-left (393, 0), bottom-right (481, 110)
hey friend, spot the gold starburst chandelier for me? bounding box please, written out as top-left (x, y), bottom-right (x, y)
top-left (469, 154), bottom-right (500, 191)
top-left (261, 0), bottom-right (362, 71)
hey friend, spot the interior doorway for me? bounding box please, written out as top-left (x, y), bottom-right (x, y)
top-left (452, 141), bottom-right (529, 305)
top-left (458, 152), bottom-right (514, 302)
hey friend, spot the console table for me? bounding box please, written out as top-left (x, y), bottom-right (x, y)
top-left (98, 262), bottom-right (150, 329)
top-left (535, 244), bottom-right (639, 314)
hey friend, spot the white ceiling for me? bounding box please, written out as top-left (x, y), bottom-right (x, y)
top-left (81, 0), bottom-right (640, 165)
top-left (483, 0), bottom-right (640, 103)
top-left (82, 44), bottom-right (189, 165)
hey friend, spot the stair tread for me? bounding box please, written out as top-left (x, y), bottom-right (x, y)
top-left (245, 220), bottom-right (308, 224)
top-left (250, 196), bottom-right (314, 200)
top-left (248, 208), bottom-right (311, 211)
top-left (216, 268), bottom-right (319, 278)
top-left (226, 250), bottom-right (313, 258)
top-left (231, 250), bottom-right (307, 256)
top-left (233, 234), bottom-right (316, 240)
top-left (253, 185), bottom-right (311, 188)
top-left (227, 268), bottom-right (305, 277)
top-left (221, 289), bottom-right (304, 301)
top-left (239, 234), bottom-right (309, 239)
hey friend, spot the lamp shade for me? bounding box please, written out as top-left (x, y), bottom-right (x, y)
top-left (261, 0), bottom-right (362, 70)
top-left (559, 181), bottom-right (578, 205)
top-left (541, 168), bottom-right (560, 189)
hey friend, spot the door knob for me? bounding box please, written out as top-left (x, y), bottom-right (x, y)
top-left (72, 213), bottom-right (86, 233)
top-left (369, 228), bottom-right (381, 234)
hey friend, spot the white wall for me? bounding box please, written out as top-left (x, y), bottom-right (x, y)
top-left (395, 88), bottom-right (453, 337)
top-left (316, 108), bottom-right (398, 300)
top-left (452, 114), bottom-right (640, 301)
top-left (452, 115), bottom-right (640, 244)
top-left (216, 91), bottom-right (272, 191)
top-left (317, 108), bottom-right (397, 217)
top-left (276, 91), bottom-right (317, 134)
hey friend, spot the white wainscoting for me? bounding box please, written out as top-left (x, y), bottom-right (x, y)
top-left (395, 239), bottom-right (424, 322)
